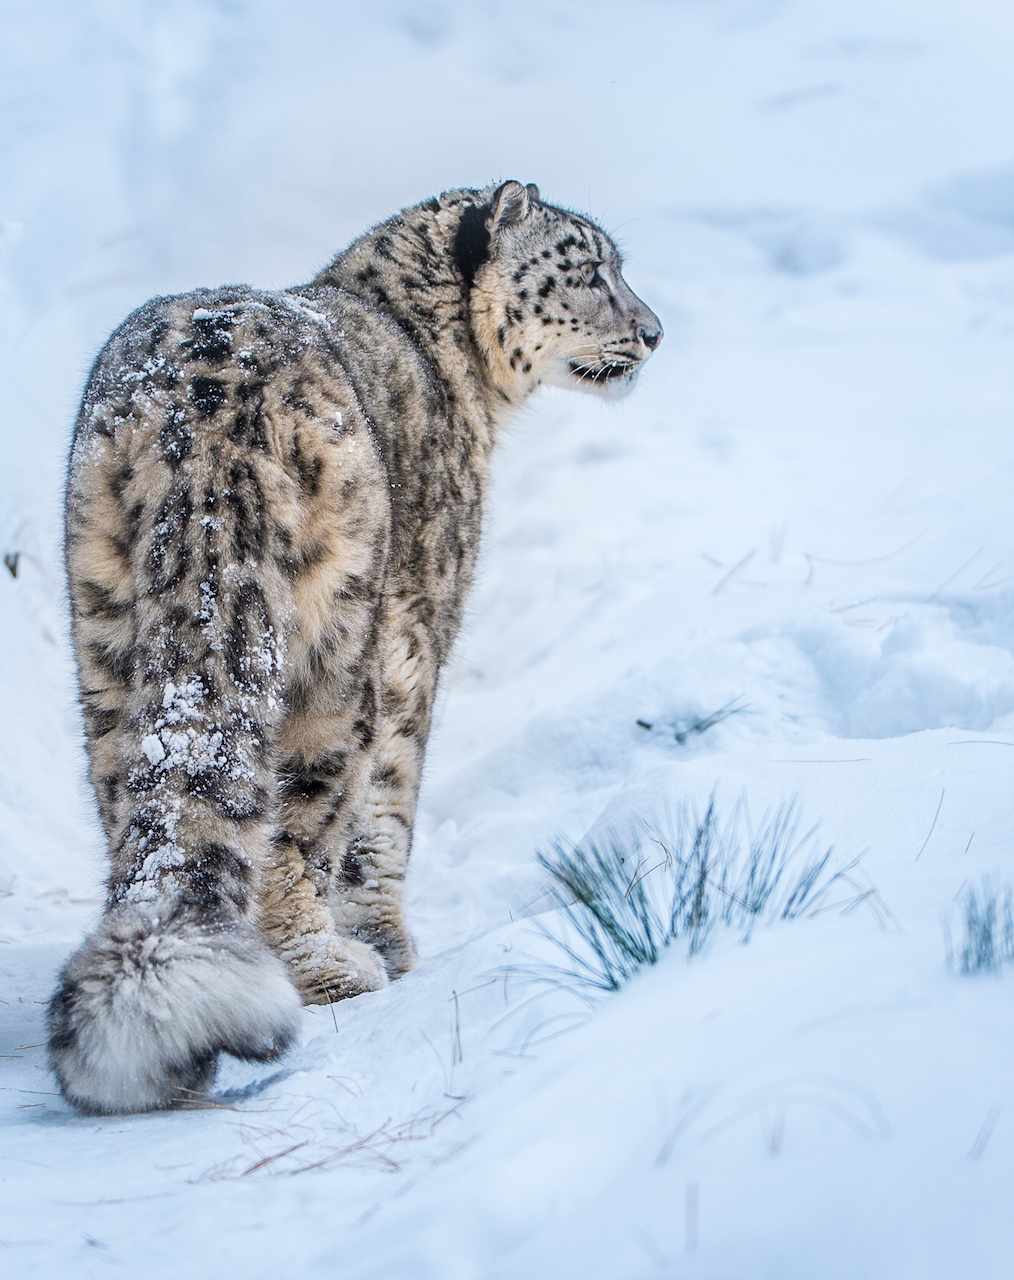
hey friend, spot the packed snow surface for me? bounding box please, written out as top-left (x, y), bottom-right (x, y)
top-left (2, 1), bottom-right (1013, 1276)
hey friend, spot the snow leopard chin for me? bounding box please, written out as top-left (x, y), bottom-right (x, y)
top-left (48, 898), bottom-right (302, 1115)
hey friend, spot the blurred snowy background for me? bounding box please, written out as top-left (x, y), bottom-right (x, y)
top-left (1, 2), bottom-right (1013, 1276)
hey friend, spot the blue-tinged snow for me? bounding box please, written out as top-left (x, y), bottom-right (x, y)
top-left (2, 1), bottom-right (1013, 1276)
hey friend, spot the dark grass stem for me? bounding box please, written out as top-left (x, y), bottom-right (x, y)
top-left (528, 794), bottom-right (845, 995)
top-left (952, 879), bottom-right (1014, 975)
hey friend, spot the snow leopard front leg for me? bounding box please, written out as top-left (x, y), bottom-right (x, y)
top-left (328, 594), bottom-right (438, 979)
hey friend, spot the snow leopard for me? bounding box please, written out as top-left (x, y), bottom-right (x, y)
top-left (49, 180), bottom-right (662, 1114)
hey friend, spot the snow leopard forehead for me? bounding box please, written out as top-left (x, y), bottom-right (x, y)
top-left (445, 184), bottom-right (621, 287)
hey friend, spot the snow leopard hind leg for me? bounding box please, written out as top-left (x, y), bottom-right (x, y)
top-left (270, 589), bottom-right (435, 987)
top-left (260, 537), bottom-right (401, 1006)
top-left (51, 292), bottom-right (389, 1113)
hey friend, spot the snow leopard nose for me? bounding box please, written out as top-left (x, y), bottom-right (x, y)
top-left (637, 325), bottom-right (662, 352)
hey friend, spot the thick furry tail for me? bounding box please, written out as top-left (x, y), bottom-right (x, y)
top-left (48, 898), bottom-right (301, 1115)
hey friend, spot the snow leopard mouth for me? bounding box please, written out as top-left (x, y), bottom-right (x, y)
top-left (567, 357), bottom-right (640, 384)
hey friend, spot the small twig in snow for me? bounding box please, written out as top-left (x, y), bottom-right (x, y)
top-left (926, 549), bottom-right (982, 602)
top-left (241, 1141), bottom-right (309, 1176)
top-left (967, 1105), bottom-right (1002, 1161)
top-left (318, 980), bottom-right (339, 1034)
top-left (451, 991), bottom-right (462, 1067)
top-left (806, 531), bottom-right (926, 568)
top-left (711, 550), bottom-right (756, 595)
top-left (674, 696), bottom-right (749, 744)
top-left (636, 1229), bottom-right (671, 1269)
top-left (915, 789), bottom-right (945, 860)
top-left (772, 757), bottom-right (871, 764)
top-left (420, 1030), bottom-right (451, 1096)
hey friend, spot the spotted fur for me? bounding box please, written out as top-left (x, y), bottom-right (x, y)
top-left (50, 182), bottom-right (662, 1113)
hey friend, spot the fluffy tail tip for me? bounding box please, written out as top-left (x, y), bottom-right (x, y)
top-left (48, 900), bottom-right (302, 1115)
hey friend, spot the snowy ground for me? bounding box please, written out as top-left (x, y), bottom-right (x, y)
top-left (2, 1), bottom-right (1014, 1276)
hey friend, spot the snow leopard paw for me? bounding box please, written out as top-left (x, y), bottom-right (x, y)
top-left (48, 899), bottom-right (302, 1115)
top-left (280, 932), bottom-right (390, 1006)
top-left (369, 921), bottom-right (418, 980)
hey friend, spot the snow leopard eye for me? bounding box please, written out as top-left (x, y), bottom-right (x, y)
top-left (579, 261), bottom-right (603, 286)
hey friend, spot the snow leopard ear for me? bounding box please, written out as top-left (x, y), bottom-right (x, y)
top-left (489, 180), bottom-right (535, 234)
top-left (451, 182), bottom-right (539, 287)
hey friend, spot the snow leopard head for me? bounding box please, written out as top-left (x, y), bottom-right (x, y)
top-left (456, 181), bottom-right (662, 403)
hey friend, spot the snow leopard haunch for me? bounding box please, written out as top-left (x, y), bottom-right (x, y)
top-left (51, 181), bottom-right (662, 1113)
